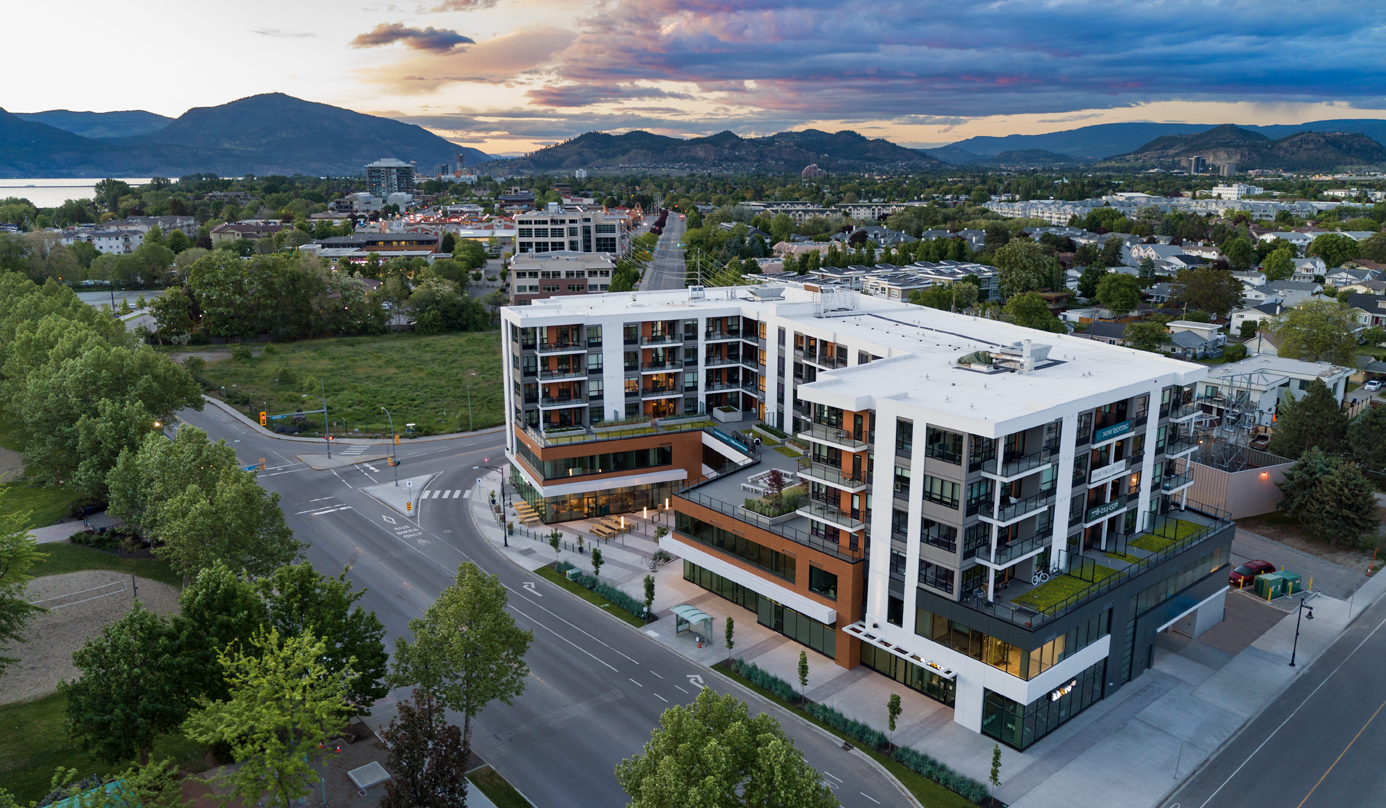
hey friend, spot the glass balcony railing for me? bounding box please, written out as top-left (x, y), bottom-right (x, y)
top-left (1162, 471), bottom-right (1194, 492)
top-left (538, 368), bottom-right (585, 381)
top-left (796, 459), bottom-right (869, 491)
top-left (797, 500), bottom-right (865, 532)
top-left (1168, 401), bottom-right (1199, 421)
top-left (798, 422), bottom-right (869, 451)
top-left (641, 334), bottom-right (681, 346)
top-left (989, 532), bottom-right (1052, 567)
top-left (536, 339), bottom-right (586, 353)
top-left (990, 491), bottom-right (1055, 523)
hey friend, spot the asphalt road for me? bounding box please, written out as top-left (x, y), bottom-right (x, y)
top-left (175, 404), bottom-right (901, 808)
top-left (1166, 591), bottom-right (1386, 808)
top-left (639, 215), bottom-right (687, 291)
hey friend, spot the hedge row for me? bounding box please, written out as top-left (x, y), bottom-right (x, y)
top-left (893, 746), bottom-right (990, 805)
top-left (555, 561), bottom-right (647, 618)
top-left (729, 658), bottom-right (796, 703)
top-left (755, 423), bottom-right (789, 439)
top-left (803, 702), bottom-right (890, 751)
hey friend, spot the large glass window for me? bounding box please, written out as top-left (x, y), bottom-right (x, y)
top-left (515, 441), bottom-right (672, 480)
top-left (965, 479), bottom-right (994, 517)
top-left (920, 518), bottom-right (958, 552)
top-left (922, 476), bottom-right (960, 508)
top-left (981, 659), bottom-right (1107, 750)
top-left (674, 513), bottom-right (796, 581)
top-left (896, 419), bottom-right (914, 455)
top-left (859, 642), bottom-right (956, 707)
top-left (808, 567), bottom-right (838, 601)
top-left (925, 427), bottom-right (962, 464)
top-left (894, 466), bottom-right (912, 496)
top-left (919, 561), bottom-right (955, 594)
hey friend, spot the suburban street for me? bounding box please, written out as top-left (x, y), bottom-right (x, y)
top-left (1167, 589), bottom-right (1386, 808)
top-left (174, 403), bottom-right (902, 808)
top-left (638, 214), bottom-right (687, 291)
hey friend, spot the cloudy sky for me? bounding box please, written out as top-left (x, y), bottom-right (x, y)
top-left (8, 0), bottom-right (1386, 155)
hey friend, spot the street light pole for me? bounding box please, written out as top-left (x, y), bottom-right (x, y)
top-left (381, 406), bottom-right (397, 486)
top-left (303, 383), bottom-right (331, 459)
top-left (1290, 596), bottom-right (1314, 667)
top-left (466, 371), bottom-right (477, 432)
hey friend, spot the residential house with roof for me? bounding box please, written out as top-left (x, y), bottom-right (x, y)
top-left (1243, 281), bottom-right (1320, 308)
top-left (1193, 355), bottom-right (1351, 426)
top-left (1230, 302), bottom-right (1286, 334)
top-left (1342, 292), bottom-right (1386, 328)
top-left (1289, 258), bottom-right (1329, 282)
top-left (1339, 278), bottom-right (1386, 295)
top-left (1324, 267), bottom-right (1379, 288)
top-left (1165, 321), bottom-right (1225, 360)
top-left (1076, 320), bottom-right (1128, 345)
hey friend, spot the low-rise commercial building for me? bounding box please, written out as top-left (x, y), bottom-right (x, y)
top-left (508, 253), bottom-right (615, 304)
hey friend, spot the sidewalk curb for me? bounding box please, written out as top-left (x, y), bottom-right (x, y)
top-left (199, 396), bottom-right (507, 445)
top-left (463, 471), bottom-right (924, 808)
top-left (1156, 573), bottom-right (1386, 806)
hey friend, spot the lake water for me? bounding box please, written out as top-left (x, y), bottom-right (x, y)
top-left (0, 178), bottom-right (154, 208)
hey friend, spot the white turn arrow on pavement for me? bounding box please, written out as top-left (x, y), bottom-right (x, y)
top-left (686, 674), bottom-right (704, 688)
top-left (522, 582), bottom-right (541, 596)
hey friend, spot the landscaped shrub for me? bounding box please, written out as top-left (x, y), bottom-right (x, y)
top-left (804, 702), bottom-right (890, 750)
top-left (729, 658), bottom-right (796, 703)
top-left (757, 423), bottom-right (789, 439)
top-left (893, 744), bottom-right (991, 804)
top-left (555, 562), bottom-right (647, 618)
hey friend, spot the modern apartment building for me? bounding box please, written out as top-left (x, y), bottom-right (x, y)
top-left (509, 253), bottom-right (616, 304)
top-left (365, 158), bottom-right (416, 198)
top-left (514, 203), bottom-right (631, 257)
top-left (501, 285), bottom-right (1235, 750)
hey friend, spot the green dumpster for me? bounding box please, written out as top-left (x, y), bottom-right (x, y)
top-left (1280, 571), bottom-right (1303, 595)
top-left (1255, 572), bottom-right (1286, 600)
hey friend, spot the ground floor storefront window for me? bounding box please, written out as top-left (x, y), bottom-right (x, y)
top-left (981, 658), bottom-right (1106, 750)
top-left (510, 466), bottom-right (678, 522)
top-left (859, 643), bottom-right (956, 707)
top-left (683, 561), bottom-right (836, 658)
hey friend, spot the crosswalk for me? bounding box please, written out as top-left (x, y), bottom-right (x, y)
top-left (340, 444), bottom-right (369, 456)
top-left (420, 489), bottom-right (463, 499)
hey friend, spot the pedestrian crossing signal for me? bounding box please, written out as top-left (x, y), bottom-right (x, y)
top-left (259, 411), bottom-right (267, 426)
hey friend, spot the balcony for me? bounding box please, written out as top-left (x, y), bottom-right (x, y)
top-left (796, 459), bottom-right (868, 493)
top-left (982, 491), bottom-right (1055, 525)
top-left (641, 334), bottom-right (681, 346)
top-left (1166, 436), bottom-right (1198, 457)
top-left (798, 422), bottom-right (870, 451)
top-left (797, 499), bottom-right (865, 533)
top-left (641, 360), bottom-right (682, 373)
top-left (1168, 401), bottom-right (1199, 422)
top-left (980, 531), bottom-right (1053, 568)
top-left (539, 395), bottom-right (587, 409)
top-left (538, 368), bottom-right (586, 382)
top-left (704, 330), bottom-right (742, 342)
top-left (642, 386), bottom-right (681, 399)
top-left (536, 339), bottom-right (586, 355)
top-left (1162, 470), bottom-right (1195, 493)
top-left (704, 355), bottom-right (741, 367)
top-left (983, 442), bottom-right (1060, 481)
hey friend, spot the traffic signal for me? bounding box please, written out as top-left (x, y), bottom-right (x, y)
top-left (259, 411), bottom-right (267, 426)
top-left (259, 458), bottom-right (266, 470)
top-left (394, 433), bottom-right (400, 445)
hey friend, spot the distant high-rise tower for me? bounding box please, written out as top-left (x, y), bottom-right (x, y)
top-left (1187, 156), bottom-right (1207, 175)
top-left (1219, 162), bottom-right (1237, 176)
top-left (365, 158), bottom-right (416, 197)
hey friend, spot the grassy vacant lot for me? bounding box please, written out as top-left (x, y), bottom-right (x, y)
top-left (0, 483), bottom-right (83, 530)
top-left (0, 691), bottom-right (207, 803)
top-left (29, 543), bottom-right (182, 589)
top-left (715, 662), bottom-right (977, 808)
top-left (196, 332), bottom-right (505, 436)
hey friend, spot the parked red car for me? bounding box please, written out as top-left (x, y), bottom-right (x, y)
top-left (1230, 560), bottom-right (1275, 588)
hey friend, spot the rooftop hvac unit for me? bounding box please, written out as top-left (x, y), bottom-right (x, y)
top-left (688, 285), bottom-right (705, 300)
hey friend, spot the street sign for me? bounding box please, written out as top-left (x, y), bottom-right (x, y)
top-left (241, 464), bottom-right (258, 472)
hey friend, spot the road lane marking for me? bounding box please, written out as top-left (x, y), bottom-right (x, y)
top-left (860, 792), bottom-right (880, 804)
top-left (309, 496), bottom-right (336, 503)
top-left (650, 671), bottom-right (663, 679)
top-left (687, 674), bottom-right (704, 687)
top-left (654, 694), bottom-right (668, 703)
top-left (823, 772), bottom-right (842, 783)
top-left (510, 587), bottom-right (641, 664)
top-left (1190, 607), bottom-right (1386, 808)
top-left (1294, 696), bottom-right (1386, 808)
top-left (674, 685), bottom-right (688, 694)
top-left (510, 604), bottom-right (619, 672)
top-left (628, 678), bottom-right (643, 687)
top-left (522, 582), bottom-right (541, 596)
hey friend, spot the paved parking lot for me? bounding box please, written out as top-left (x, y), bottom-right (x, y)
top-left (1230, 527), bottom-right (1368, 599)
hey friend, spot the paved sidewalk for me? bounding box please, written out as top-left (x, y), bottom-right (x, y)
top-left (362, 473), bottom-right (439, 516)
top-left (29, 512), bottom-right (120, 544)
top-left (465, 470), bottom-right (1386, 808)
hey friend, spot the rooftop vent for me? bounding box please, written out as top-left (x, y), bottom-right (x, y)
top-left (749, 286), bottom-right (784, 300)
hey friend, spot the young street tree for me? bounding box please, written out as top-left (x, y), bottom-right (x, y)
top-left (798, 651), bottom-right (809, 702)
top-left (887, 694), bottom-right (902, 745)
top-left (725, 616), bottom-right (735, 656)
top-left (1268, 299), bottom-right (1360, 367)
top-left (61, 603), bottom-right (185, 765)
top-left (256, 563), bottom-right (389, 715)
top-left (183, 629), bottom-right (351, 808)
top-left (1266, 379), bottom-right (1349, 460)
top-left (389, 562), bottom-right (533, 753)
top-left (378, 691), bottom-right (469, 808)
top-left (0, 500), bottom-right (45, 675)
top-left (591, 547), bottom-right (604, 579)
top-left (643, 574), bottom-right (656, 623)
top-left (615, 688), bottom-right (838, 808)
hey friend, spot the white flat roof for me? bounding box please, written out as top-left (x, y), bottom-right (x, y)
top-left (510, 286), bottom-right (1207, 435)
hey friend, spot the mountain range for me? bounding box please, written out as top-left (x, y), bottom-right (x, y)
top-left (485, 129), bottom-right (939, 174)
top-left (923, 118), bottom-right (1386, 162)
top-left (0, 94), bottom-right (489, 179)
top-left (1101, 124), bottom-right (1386, 171)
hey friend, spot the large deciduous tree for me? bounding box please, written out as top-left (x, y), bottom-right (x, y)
top-left (615, 688), bottom-right (838, 808)
top-left (389, 563), bottom-right (533, 753)
top-left (1122, 320), bottom-right (1171, 353)
top-left (171, 561), bottom-right (269, 703)
top-left (994, 240), bottom-right (1057, 299)
top-left (1096, 273), bottom-right (1142, 316)
top-left (0, 499), bottom-right (45, 676)
top-left (1268, 299), bottom-right (1360, 367)
top-left (61, 603), bottom-right (185, 765)
top-left (1003, 293), bottom-right (1065, 333)
top-left (183, 629), bottom-right (351, 808)
top-left (1170, 266), bottom-right (1243, 318)
top-left (1261, 247), bottom-right (1296, 282)
top-left (1307, 232), bottom-right (1360, 268)
top-left (256, 563), bottom-right (388, 715)
top-left (1266, 379), bottom-right (1348, 460)
top-left (378, 692), bottom-right (469, 808)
